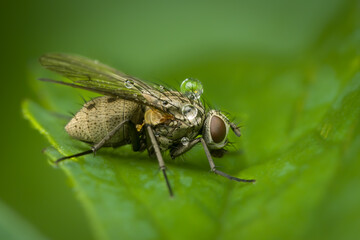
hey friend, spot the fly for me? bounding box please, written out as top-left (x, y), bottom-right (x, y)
top-left (39, 53), bottom-right (255, 197)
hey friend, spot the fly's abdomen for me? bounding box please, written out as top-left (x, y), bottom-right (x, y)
top-left (65, 96), bottom-right (143, 147)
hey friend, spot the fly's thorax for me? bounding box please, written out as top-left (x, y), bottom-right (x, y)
top-left (153, 118), bottom-right (202, 148)
top-left (143, 91), bottom-right (205, 122)
top-left (142, 91), bottom-right (205, 150)
top-left (202, 110), bottom-right (230, 150)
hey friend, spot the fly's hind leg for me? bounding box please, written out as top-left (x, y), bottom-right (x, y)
top-left (55, 119), bottom-right (131, 165)
top-left (54, 149), bottom-right (94, 165)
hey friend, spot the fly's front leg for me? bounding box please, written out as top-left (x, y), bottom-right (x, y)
top-left (146, 125), bottom-right (174, 197)
top-left (229, 122), bottom-right (241, 137)
top-left (170, 138), bottom-right (201, 159)
top-left (200, 138), bottom-right (255, 183)
top-left (55, 119), bottom-right (130, 165)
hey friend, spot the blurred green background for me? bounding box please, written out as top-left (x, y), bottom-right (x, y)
top-left (1, 0), bottom-right (359, 239)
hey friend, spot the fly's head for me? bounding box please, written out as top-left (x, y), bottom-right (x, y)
top-left (202, 110), bottom-right (241, 157)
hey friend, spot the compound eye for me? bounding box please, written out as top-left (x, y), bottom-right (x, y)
top-left (210, 116), bottom-right (226, 143)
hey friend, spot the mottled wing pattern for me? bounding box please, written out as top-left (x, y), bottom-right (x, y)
top-left (39, 53), bottom-right (179, 112)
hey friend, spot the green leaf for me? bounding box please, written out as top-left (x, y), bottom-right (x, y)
top-left (23, 2), bottom-right (360, 240)
top-left (0, 200), bottom-right (47, 240)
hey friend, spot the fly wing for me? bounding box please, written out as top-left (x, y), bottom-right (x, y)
top-left (39, 53), bottom-right (206, 124)
top-left (39, 53), bottom-right (172, 110)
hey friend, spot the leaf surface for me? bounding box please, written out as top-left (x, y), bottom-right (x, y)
top-left (23, 3), bottom-right (360, 240)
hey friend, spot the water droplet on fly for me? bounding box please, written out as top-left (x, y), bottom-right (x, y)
top-left (159, 85), bottom-right (164, 90)
top-left (180, 78), bottom-right (203, 99)
top-left (182, 104), bottom-right (198, 120)
top-left (125, 80), bottom-right (134, 88)
top-left (181, 137), bottom-right (189, 146)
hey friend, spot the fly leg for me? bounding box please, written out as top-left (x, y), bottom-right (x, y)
top-left (54, 149), bottom-right (93, 165)
top-left (127, 121), bottom-right (141, 152)
top-left (171, 137), bottom-right (255, 182)
top-left (200, 138), bottom-right (255, 183)
top-left (55, 119), bottom-right (130, 165)
top-left (170, 138), bottom-right (201, 159)
top-left (146, 125), bottom-right (174, 197)
top-left (229, 122), bottom-right (241, 137)
top-left (91, 119), bottom-right (130, 154)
